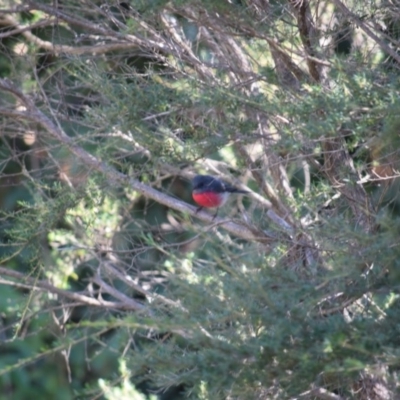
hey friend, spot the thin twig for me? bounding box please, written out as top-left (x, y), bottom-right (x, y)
top-left (0, 266), bottom-right (139, 310)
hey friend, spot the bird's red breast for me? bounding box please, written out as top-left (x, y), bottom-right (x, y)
top-left (192, 191), bottom-right (226, 208)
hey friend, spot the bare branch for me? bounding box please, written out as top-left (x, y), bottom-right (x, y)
top-left (0, 15), bottom-right (56, 39)
top-left (91, 274), bottom-right (147, 311)
top-left (0, 266), bottom-right (142, 311)
top-left (101, 261), bottom-right (185, 310)
top-left (25, 1), bottom-right (172, 55)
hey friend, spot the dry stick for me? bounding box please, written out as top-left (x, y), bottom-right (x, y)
top-left (25, 1), bottom-right (135, 38)
top-left (0, 78), bottom-right (270, 244)
top-left (102, 262), bottom-right (185, 310)
top-left (0, 15), bottom-right (57, 39)
top-left (0, 12), bottom-right (158, 56)
top-left (92, 274), bottom-right (147, 311)
top-left (0, 266), bottom-right (143, 311)
top-left (24, 1), bottom-right (180, 61)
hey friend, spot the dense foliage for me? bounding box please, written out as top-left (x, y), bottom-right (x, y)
top-left (0, 0), bottom-right (400, 399)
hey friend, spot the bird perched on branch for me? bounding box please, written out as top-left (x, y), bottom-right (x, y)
top-left (191, 175), bottom-right (249, 218)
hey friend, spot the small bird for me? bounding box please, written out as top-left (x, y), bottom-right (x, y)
top-left (191, 175), bottom-right (249, 217)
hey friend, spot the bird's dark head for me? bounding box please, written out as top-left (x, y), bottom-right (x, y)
top-left (192, 175), bottom-right (224, 193)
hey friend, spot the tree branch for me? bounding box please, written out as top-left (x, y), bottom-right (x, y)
top-left (0, 266), bottom-right (144, 311)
